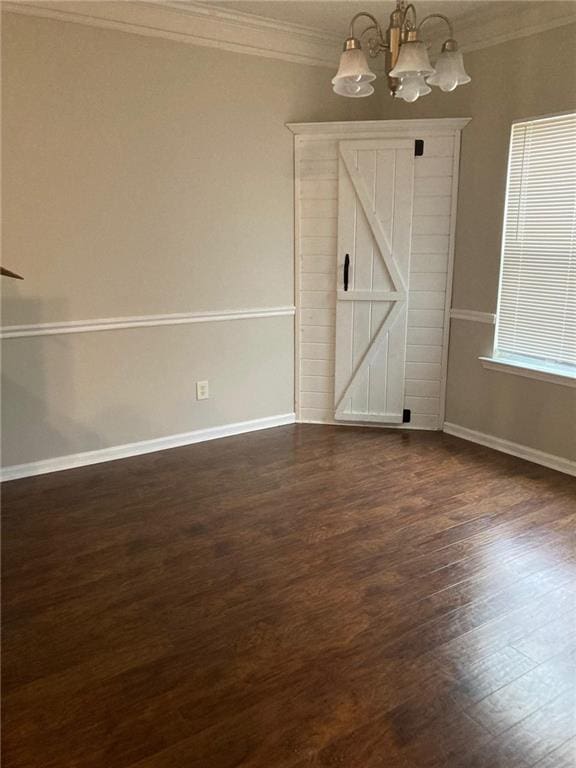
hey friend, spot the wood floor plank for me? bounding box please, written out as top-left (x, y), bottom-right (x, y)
top-left (498, 690), bottom-right (576, 766)
top-left (434, 644), bottom-right (539, 705)
top-left (466, 648), bottom-right (576, 736)
top-left (512, 616), bottom-right (576, 664)
top-left (2, 424), bottom-right (575, 768)
top-left (532, 736), bottom-right (576, 767)
top-left (435, 587), bottom-right (576, 663)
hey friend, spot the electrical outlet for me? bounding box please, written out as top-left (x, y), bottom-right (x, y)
top-left (196, 380), bottom-right (210, 400)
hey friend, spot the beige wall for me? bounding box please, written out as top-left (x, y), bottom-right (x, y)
top-left (3, 11), bottom-right (576, 468)
top-left (373, 23), bottom-right (576, 461)
top-left (2, 319), bottom-right (293, 466)
top-left (1, 11), bottom-right (378, 467)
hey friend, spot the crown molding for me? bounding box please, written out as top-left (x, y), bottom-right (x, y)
top-left (3, 1), bottom-right (576, 68)
top-left (444, 2), bottom-right (576, 53)
top-left (2, 0), bottom-right (342, 68)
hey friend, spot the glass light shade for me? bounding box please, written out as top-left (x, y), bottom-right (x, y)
top-left (427, 49), bottom-right (471, 91)
top-left (333, 79), bottom-right (375, 98)
top-left (332, 47), bottom-right (376, 98)
top-left (389, 40), bottom-right (435, 78)
top-left (395, 74), bottom-right (431, 103)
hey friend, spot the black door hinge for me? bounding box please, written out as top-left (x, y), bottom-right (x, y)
top-left (414, 139), bottom-right (424, 157)
top-left (403, 409), bottom-right (412, 423)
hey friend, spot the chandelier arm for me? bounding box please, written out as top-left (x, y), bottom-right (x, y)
top-left (401, 3), bottom-right (418, 30)
top-left (348, 12), bottom-right (385, 46)
top-left (358, 24), bottom-right (378, 38)
top-left (417, 12), bottom-right (454, 40)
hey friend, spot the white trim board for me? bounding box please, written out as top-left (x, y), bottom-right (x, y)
top-left (1, 413), bottom-right (296, 482)
top-left (1, 307), bottom-right (295, 339)
top-left (480, 356), bottom-right (576, 389)
top-left (443, 422), bottom-right (576, 478)
top-left (438, 132), bottom-right (463, 426)
top-left (450, 309), bottom-right (496, 324)
top-left (298, 416), bottom-right (440, 431)
top-left (287, 119), bottom-right (471, 137)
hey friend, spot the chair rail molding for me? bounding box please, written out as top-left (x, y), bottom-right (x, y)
top-left (0, 307), bottom-right (296, 339)
top-left (449, 308), bottom-right (496, 324)
top-left (4, 1), bottom-right (575, 67)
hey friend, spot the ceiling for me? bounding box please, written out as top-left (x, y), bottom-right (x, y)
top-left (189, 1), bottom-right (576, 39)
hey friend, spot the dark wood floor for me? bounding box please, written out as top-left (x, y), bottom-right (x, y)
top-left (3, 424), bottom-right (576, 768)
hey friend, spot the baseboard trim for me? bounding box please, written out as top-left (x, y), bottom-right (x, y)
top-left (443, 422), bottom-right (576, 477)
top-left (1, 413), bottom-right (296, 482)
top-left (298, 417), bottom-right (440, 431)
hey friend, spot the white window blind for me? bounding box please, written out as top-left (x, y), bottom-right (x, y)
top-left (494, 112), bottom-right (576, 374)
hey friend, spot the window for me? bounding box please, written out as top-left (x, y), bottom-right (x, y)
top-left (486, 112), bottom-right (576, 386)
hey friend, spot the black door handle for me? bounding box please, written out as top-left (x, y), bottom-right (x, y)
top-left (344, 254), bottom-right (350, 291)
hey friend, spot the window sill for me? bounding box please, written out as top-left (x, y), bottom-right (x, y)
top-left (479, 356), bottom-right (576, 388)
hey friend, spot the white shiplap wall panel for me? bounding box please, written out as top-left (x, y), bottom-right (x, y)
top-left (408, 309), bottom-right (445, 327)
top-left (301, 273), bottom-right (334, 291)
top-left (410, 273), bottom-right (447, 291)
top-left (301, 325), bottom-right (333, 343)
top-left (414, 157), bottom-right (454, 177)
top-left (301, 342), bottom-right (334, 360)
top-left (300, 219), bottom-right (338, 237)
top-left (407, 327), bottom-right (444, 346)
top-left (413, 196), bottom-right (452, 216)
top-left (302, 359), bottom-right (333, 377)
top-left (412, 216), bottom-right (451, 235)
top-left (412, 235), bottom-right (450, 254)
top-left (300, 308), bottom-right (335, 326)
top-left (405, 362), bottom-right (443, 380)
top-left (415, 177), bottom-right (453, 196)
top-left (300, 237), bottom-right (337, 255)
top-left (300, 180), bottom-right (338, 199)
top-left (301, 199), bottom-right (338, 218)
top-left (301, 375), bottom-right (333, 393)
top-left (412, 254), bottom-right (449, 273)
top-left (299, 159), bottom-right (338, 179)
top-left (406, 345), bottom-right (443, 363)
top-left (295, 127), bottom-right (462, 429)
top-left (301, 255), bottom-right (334, 274)
top-left (301, 292), bottom-right (335, 309)
top-left (405, 379), bottom-right (442, 397)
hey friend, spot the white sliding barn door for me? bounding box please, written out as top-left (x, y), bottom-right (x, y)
top-left (335, 140), bottom-right (415, 423)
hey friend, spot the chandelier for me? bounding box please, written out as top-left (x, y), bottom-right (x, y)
top-left (332, 0), bottom-right (471, 102)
